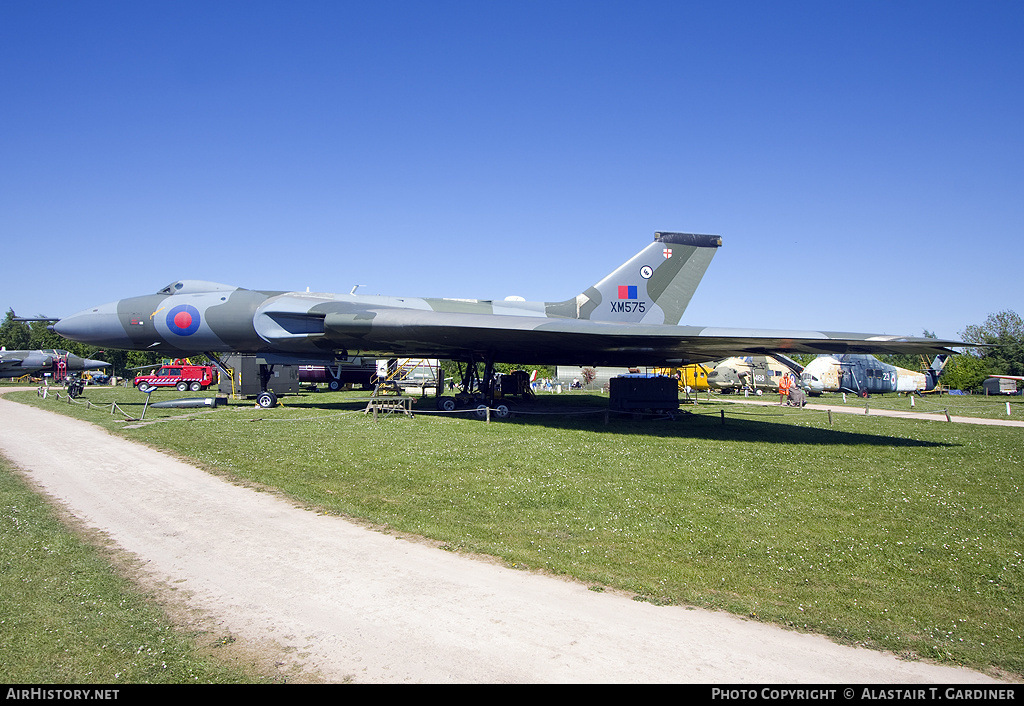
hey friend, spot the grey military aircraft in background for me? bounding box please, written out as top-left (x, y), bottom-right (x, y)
top-left (54, 232), bottom-right (964, 407)
top-left (0, 348), bottom-right (109, 379)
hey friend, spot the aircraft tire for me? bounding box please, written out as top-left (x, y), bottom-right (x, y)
top-left (256, 391), bottom-right (278, 408)
top-left (328, 379), bottom-right (341, 391)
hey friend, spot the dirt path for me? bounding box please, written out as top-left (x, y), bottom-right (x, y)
top-left (0, 391), bottom-right (1005, 683)
top-left (717, 395), bottom-right (1024, 427)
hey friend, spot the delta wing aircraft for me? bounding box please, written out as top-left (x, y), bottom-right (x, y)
top-left (0, 348), bottom-right (109, 379)
top-left (54, 232), bottom-right (964, 407)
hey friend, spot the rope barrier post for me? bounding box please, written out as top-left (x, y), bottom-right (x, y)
top-left (828, 409), bottom-right (832, 427)
top-left (720, 409), bottom-right (725, 425)
top-left (140, 389), bottom-right (154, 421)
top-left (945, 409), bottom-right (951, 422)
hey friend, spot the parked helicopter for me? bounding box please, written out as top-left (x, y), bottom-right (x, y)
top-left (800, 354), bottom-right (947, 396)
top-left (705, 354), bottom-right (803, 394)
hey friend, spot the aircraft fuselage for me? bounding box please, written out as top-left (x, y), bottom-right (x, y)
top-left (800, 354), bottom-right (942, 395)
top-left (53, 235), bottom-right (966, 371)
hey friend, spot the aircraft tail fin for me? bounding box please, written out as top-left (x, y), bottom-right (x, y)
top-left (925, 354), bottom-right (949, 390)
top-left (548, 232), bottom-right (722, 324)
top-left (774, 352), bottom-right (805, 375)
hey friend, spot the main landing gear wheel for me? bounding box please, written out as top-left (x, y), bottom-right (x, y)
top-left (328, 379), bottom-right (342, 391)
top-left (256, 390), bottom-right (278, 408)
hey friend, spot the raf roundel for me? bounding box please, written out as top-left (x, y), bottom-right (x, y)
top-left (166, 304), bottom-right (201, 336)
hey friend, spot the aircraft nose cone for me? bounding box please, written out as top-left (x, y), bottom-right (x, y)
top-left (54, 302), bottom-right (132, 348)
top-left (63, 353), bottom-right (110, 371)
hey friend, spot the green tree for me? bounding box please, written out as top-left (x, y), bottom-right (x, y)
top-left (28, 320), bottom-right (68, 351)
top-left (960, 310), bottom-right (1024, 377)
top-left (788, 353), bottom-right (819, 367)
top-left (0, 310), bottom-right (31, 349)
top-left (937, 310), bottom-right (1024, 392)
top-left (939, 353), bottom-right (990, 392)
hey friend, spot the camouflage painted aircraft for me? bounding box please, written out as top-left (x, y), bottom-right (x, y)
top-left (53, 232), bottom-right (963, 407)
top-left (0, 348), bottom-right (109, 379)
top-left (800, 353), bottom-right (948, 396)
top-left (706, 354), bottom-right (803, 394)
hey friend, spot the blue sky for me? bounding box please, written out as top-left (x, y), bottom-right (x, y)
top-left (2, 1), bottom-right (1021, 341)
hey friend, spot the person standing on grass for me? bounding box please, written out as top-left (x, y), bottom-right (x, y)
top-left (779, 372), bottom-right (791, 405)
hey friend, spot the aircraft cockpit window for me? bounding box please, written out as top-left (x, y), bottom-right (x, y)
top-left (156, 280), bottom-right (237, 295)
top-left (157, 281), bottom-right (185, 295)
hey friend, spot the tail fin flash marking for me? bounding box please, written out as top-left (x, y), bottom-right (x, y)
top-left (560, 232), bottom-right (721, 324)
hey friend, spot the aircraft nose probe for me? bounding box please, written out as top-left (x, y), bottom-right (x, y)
top-left (53, 302), bottom-right (132, 349)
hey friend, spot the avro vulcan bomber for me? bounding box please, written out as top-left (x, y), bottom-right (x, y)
top-left (54, 233), bottom-right (963, 407)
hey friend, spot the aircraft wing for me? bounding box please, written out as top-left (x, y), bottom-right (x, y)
top-left (316, 308), bottom-right (964, 367)
top-left (52, 234), bottom-right (974, 371)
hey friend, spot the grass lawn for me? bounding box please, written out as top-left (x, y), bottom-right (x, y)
top-left (789, 389), bottom-right (1024, 421)
top-left (0, 455), bottom-right (274, 683)
top-left (8, 384), bottom-right (1024, 678)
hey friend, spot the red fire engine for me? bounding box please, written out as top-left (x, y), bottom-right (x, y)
top-left (134, 359), bottom-right (216, 392)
